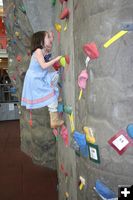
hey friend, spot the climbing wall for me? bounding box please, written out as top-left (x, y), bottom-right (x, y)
top-left (3, 0), bottom-right (56, 169)
top-left (53, 0), bottom-right (133, 199)
top-left (74, 1), bottom-right (133, 199)
top-left (3, 0), bottom-right (133, 199)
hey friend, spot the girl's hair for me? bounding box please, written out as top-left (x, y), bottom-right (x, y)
top-left (30, 31), bottom-right (47, 55)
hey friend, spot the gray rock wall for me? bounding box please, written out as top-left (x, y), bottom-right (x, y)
top-left (74, 0), bottom-right (133, 199)
top-left (55, 0), bottom-right (133, 199)
top-left (3, 0), bottom-right (56, 169)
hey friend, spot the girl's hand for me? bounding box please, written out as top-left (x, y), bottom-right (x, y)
top-left (55, 56), bottom-right (62, 62)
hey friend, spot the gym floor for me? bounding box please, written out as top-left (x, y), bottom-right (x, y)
top-left (0, 120), bottom-right (58, 200)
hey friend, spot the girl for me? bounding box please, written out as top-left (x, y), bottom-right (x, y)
top-left (21, 31), bottom-right (64, 128)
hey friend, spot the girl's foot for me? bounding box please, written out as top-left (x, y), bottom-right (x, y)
top-left (58, 96), bottom-right (62, 102)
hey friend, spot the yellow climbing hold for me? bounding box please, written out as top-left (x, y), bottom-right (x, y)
top-left (15, 31), bottom-right (20, 37)
top-left (69, 112), bottom-right (75, 133)
top-left (60, 56), bottom-right (66, 67)
top-left (103, 30), bottom-right (128, 48)
top-left (55, 23), bottom-right (62, 32)
top-left (78, 89), bottom-right (83, 100)
top-left (83, 126), bottom-right (96, 144)
top-left (64, 20), bottom-right (68, 31)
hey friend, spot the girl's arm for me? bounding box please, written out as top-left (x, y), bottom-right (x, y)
top-left (35, 48), bottom-right (61, 69)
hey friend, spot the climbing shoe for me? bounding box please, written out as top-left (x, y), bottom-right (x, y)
top-left (49, 112), bottom-right (64, 128)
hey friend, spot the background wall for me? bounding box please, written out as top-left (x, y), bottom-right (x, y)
top-left (3, 0), bottom-right (56, 169)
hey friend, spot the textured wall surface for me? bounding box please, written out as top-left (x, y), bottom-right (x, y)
top-left (74, 0), bottom-right (133, 199)
top-left (55, 0), bottom-right (133, 199)
top-left (3, 0), bottom-right (56, 169)
top-left (3, 0), bottom-right (133, 199)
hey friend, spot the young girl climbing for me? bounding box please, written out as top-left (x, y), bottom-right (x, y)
top-left (21, 31), bottom-right (64, 128)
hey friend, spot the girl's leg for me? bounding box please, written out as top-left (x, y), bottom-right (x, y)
top-left (50, 72), bottom-right (62, 101)
top-left (51, 73), bottom-right (59, 87)
top-left (48, 100), bottom-right (64, 128)
top-left (48, 100), bottom-right (58, 112)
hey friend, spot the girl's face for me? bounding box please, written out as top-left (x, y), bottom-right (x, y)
top-left (44, 33), bottom-right (52, 49)
top-left (49, 31), bottom-right (54, 43)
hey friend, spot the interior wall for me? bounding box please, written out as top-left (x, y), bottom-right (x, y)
top-left (54, 0), bottom-right (133, 199)
top-left (74, 0), bottom-right (133, 199)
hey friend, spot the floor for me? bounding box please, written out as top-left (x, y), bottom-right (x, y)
top-left (0, 120), bottom-right (58, 200)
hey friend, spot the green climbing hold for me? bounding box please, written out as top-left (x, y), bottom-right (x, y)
top-left (19, 5), bottom-right (26, 14)
top-left (51, 0), bottom-right (56, 6)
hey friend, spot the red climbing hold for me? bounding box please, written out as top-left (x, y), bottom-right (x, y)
top-left (60, 7), bottom-right (70, 20)
top-left (83, 42), bottom-right (99, 59)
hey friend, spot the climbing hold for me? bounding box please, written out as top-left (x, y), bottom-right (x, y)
top-left (73, 131), bottom-right (86, 146)
top-left (9, 58), bottom-right (13, 63)
top-left (78, 69), bottom-right (88, 90)
top-left (68, 112), bottom-right (75, 133)
top-left (65, 55), bottom-right (70, 64)
top-left (78, 69), bottom-right (88, 100)
top-left (60, 7), bottom-right (70, 20)
top-left (29, 109), bottom-right (32, 127)
top-left (83, 42), bottom-right (99, 59)
top-left (121, 24), bottom-right (133, 31)
top-left (27, 50), bottom-right (31, 56)
top-left (59, 0), bottom-right (68, 4)
top-left (53, 60), bottom-right (61, 71)
top-left (126, 124), bottom-right (133, 139)
top-left (55, 23), bottom-right (62, 32)
top-left (12, 39), bottom-right (17, 45)
top-left (63, 105), bottom-right (72, 115)
top-left (51, 0), bottom-right (56, 6)
top-left (16, 55), bottom-right (22, 62)
top-left (73, 131), bottom-right (89, 157)
top-left (94, 180), bottom-right (117, 199)
top-left (15, 31), bottom-right (20, 37)
top-left (79, 176), bottom-right (86, 190)
top-left (55, 23), bottom-right (62, 45)
top-left (57, 102), bottom-right (64, 113)
top-left (60, 56), bottom-right (66, 67)
top-left (59, 55), bottom-right (70, 69)
top-left (103, 30), bottom-right (128, 48)
top-left (53, 128), bottom-right (58, 141)
top-left (60, 125), bottom-right (69, 146)
top-left (83, 126), bottom-right (96, 144)
top-left (65, 192), bottom-right (69, 199)
top-left (19, 5), bottom-right (26, 14)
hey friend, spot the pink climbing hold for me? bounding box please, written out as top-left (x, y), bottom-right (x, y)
top-left (78, 69), bottom-right (88, 90)
top-left (53, 128), bottom-right (58, 137)
top-left (60, 125), bottom-right (69, 146)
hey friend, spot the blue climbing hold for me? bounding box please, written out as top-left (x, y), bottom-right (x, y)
top-left (126, 124), bottom-right (133, 139)
top-left (57, 102), bottom-right (64, 113)
top-left (95, 180), bottom-right (117, 199)
top-left (73, 131), bottom-right (86, 146)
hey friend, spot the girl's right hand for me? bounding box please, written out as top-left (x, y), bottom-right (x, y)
top-left (55, 56), bottom-right (62, 62)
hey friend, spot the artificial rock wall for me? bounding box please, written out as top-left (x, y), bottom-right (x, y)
top-left (3, 0), bottom-right (133, 199)
top-left (54, 0), bottom-right (133, 199)
top-left (3, 0), bottom-right (56, 169)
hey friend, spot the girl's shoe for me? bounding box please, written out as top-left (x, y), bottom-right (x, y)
top-left (50, 112), bottom-right (64, 128)
top-left (58, 96), bottom-right (62, 102)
